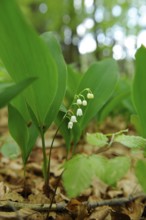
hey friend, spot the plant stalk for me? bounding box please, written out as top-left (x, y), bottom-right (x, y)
top-left (40, 130), bottom-right (48, 181)
top-left (46, 125), bottom-right (61, 187)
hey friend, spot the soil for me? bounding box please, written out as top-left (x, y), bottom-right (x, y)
top-left (0, 108), bottom-right (146, 220)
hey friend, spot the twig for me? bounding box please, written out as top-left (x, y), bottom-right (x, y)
top-left (0, 193), bottom-right (145, 212)
top-left (86, 193), bottom-right (146, 209)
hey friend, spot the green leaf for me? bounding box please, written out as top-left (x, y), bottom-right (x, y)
top-left (86, 132), bottom-right (108, 147)
top-left (8, 104), bottom-right (29, 152)
top-left (27, 103), bottom-right (41, 132)
top-left (74, 59), bottom-right (119, 143)
top-left (135, 160), bottom-right (146, 192)
top-left (133, 46), bottom-right (146, 137)
top-left (131, 114), bottom-right (143, 136)
top-left (99, 90), bottom-right (130, 122)
top-left (62, 154), bottom-right (94, 198)
top-left (0, 0), bottom-right (58, 124)
top-left (65, 65), bottom-right (81, 106)
top-left (89, 155), bottom-right (107, 181)
top-left (90, 155), bottom-right (130, 185)
top-left (41, 32), bottom-right (67, 129)
top-left (114, 134), bottom-right (146, 149)
top-left (55, 110), bottom-right (72, 150)
top-left (8, 104), bottom-right (38, 164)
top-left (0, 77), bottom-right (36, 108)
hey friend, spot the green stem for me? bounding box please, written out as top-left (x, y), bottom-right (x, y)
top-left (46, 171), bottom-right (64, 218)
top-left (46, 125), bottom-right (60, 186)
top-left (40, 130), bottom-right (47, 181)
top-left (72, 143), bottom-right (76, 156)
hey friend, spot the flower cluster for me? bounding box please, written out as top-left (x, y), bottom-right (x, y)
top-left (67, 89), bottom-right (94, 129)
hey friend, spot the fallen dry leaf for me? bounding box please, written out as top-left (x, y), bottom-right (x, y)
top-left (89, 206), bottom-right (112, 220)
top-left (0, 182), bottom-right (9, 198)
top-left (122, 200), bottom-right (144, 220)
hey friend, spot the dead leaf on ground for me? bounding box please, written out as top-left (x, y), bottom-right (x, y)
top-left (122, 200), bottom-right (144, 220)
top-left (67, 199), bottom-right (88, 219)
top-left (0, 208), bottom-right (41, 220)
top-left (0, 182), bottom-right (9, 198)
top-left (88, 206), bottom-right (112, 220)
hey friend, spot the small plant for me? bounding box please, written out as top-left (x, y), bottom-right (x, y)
top-left (63, 129), bottom-right (146, 198)
top-left (56, 58), bottom-right (119, 152)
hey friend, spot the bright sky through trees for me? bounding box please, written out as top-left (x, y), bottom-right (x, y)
top-left (34, 0), bottom-right (146, 61)
top-left (77, 2), bottom-right (146, 59)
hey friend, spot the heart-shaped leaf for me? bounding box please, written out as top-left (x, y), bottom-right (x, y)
top-left (90, 155), bottom-right (130, 185)
top-left (135, 160), bottom-right (146, 192)
top-left (86, 132), bottom-right (108, 147)
top-left (62, 154), bottom-right (94, 198)
top-left (114, 134), bottom-right (146, 149)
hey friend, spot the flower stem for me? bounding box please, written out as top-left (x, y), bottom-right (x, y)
top-left (40, 130), bottom-right (48, 181)
top-left (46, 125), bottom-right (60, 186)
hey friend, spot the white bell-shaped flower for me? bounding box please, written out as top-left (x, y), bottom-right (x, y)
top-left (87, 93), bottom-right (94, 99)
top-left (76, 108), bottom-right (83, 116)
top-left (71, 115), bottom-right (77, 123)
top-left (68, 121), bottom-right (73, 129)
top-left (82, 100), bottom-right (87, 106)
top-left (77, 98), bottom-right (82, 105)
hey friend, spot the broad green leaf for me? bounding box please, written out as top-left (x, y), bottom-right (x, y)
top-left (26, 122), bottom-right (39, 161)
top-left (78, 59), bottom-right (119, 128)
top-left (0, 78), bottom-right (36, 108)
top-left (86, 132), bottom-right (108, 147)
top-left (131, 114), bottom-right (143, 136)
top-left (65, 65), bottom-right (81, 106)
top-left (135, 160), bottom-right (146, 192)
top-left (0, 0), bottom-right (58, 124)
top-left (41, 32), bottom-right (67, 130)
top-left (99, 76), bottom-right (131, 122)
top-left (133, 46), bottom-right (146, 137)
top-left (55, 110), bottom-right (72, 150)
top-left (99, 90), bottom-right (130, 122)
top-left (104, 157), bottom-right (130, 185)
top-left (27, 103), bottom-right (41, 132)
top-left (114, 134), bottom-right (146, 149)
top-left (8, 105), bottom-right (29, 152)
top-left (8, 104), bottom-right (38, 164)
top-left (74, 59), bottom-right (119, 143)
top-left (62, 154), bottom-right (94, 198)
top-left (89, 155), bottom-right (107, 181)
top-left (90, 155), bottom-right (130, 185)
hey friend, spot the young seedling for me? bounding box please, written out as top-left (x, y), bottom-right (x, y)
top-left (63, 129), bottom-right (146, 198)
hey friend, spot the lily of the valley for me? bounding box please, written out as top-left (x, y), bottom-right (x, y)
top-left (82, 100), bottom-right (87, 106)
top-left (87, 92), bottom-right (94, 99)
top-left (76, 108), bottom-right (83, 116)
top-left (68, 121), bottom-right (73, 129)
top-left (77, 98), bottom-right (82, 105)
top-left (71, 115), bottom-right (77, 123)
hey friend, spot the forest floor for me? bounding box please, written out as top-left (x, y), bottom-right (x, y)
top-left (0, 108), bottom-right (146, 220)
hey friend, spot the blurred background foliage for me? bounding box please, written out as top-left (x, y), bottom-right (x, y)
top-left (18, 0), bottom-right (146, 74)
